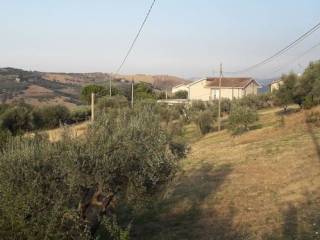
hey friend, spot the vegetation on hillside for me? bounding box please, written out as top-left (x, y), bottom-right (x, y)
top-left (275, 60), bottom-right (320, 110)
top-left (0, 60), bottom-right (320, 239)
top-left (0, 105), bottom-right (186, 240)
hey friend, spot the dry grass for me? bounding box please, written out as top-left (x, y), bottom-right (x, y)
top-left (10, 84), bottom-right (78, 109)
top-left (133, 106), bottom-right (320, 240)
top-left (42, 121), bottom-right (89, 142)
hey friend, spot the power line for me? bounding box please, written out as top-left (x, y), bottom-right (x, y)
top-left (115, 0), bottom-right (157, 74)
top-left (225, 20), bottom-right (320, 75)
top-left (264, 40), bottom-right (320, 78)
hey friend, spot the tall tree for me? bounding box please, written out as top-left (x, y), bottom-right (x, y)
top-left (275, 73), bottom-right (298, 111)
top-left (81, 85), bottom-right (107, 104)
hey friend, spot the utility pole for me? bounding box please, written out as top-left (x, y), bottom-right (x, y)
top-left (165, 89), bottom-right (168, 100)
top-left (91, 92), bottom-right (95, 122)
top-left (131, 80), bottom-right (134, 108)
top-left (109, 74), bottom-right (112, 97)
top-left (218, 63), bottom-right (222, 131)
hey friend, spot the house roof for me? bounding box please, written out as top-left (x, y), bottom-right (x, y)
top-left (205, 77), bottom-right (259, 88)
top-left (172, 83), bottom-right (187, 89)
top-left (270, 79), bottom-right (282, 84)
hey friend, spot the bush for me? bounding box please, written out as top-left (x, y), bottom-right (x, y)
top-left (306, 111), bottom-right (320, 126)
top-left (158, 105), bottom-right (182, 125)
top-left (33, 105), bottom-right (70, 129)
top-left (194, 110), bottom-right (214, 135)
top-left (69, 107), bottom-right (91, 123)
top-left (0, 106), bottom-right (185, 239)
top-left (0, 104), bottom-right (33, 135)
top-left (228, 104), bottom-right (258, 134)
top-left (239, 93), bottom-right (274, 110)
top-left (96, 96), bottom-right (129, 112)
top-left (134, 82), bottom-right (156, 100)
top-left (190, 100), bottom-right (206, 112)
top-left (0, 129), bottom-right (11, 149)
top-left (209, 99), bottom-right (232, 118)
top-left (302, 95), bottom-right (316, 109)
top-left (167, 120), bottom-right (184, 137)
top-left (174, 90), bottom-right (188, 99)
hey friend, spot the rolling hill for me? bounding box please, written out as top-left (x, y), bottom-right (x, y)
top-left (0, 67), bottom-right (188, 108)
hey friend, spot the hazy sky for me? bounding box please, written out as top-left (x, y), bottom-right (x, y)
top-left (1, 0), bottom-right (320, 79)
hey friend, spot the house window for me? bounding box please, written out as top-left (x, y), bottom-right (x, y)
top-left (212, 89), bottom-right (220, 100)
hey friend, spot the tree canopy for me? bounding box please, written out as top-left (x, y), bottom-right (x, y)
top-left (81, 84), bottom-right (108, 104)
top-left (0, 106), bottom-right (185, 239)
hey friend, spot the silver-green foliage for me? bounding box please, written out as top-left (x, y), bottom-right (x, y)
top-left (228, 104), bottom-right (259, 134)
top-left (0, 106), bottom-right (183, 239)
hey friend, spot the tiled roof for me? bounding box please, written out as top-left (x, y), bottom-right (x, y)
top-left (205, 77), bottom-right (256, 88)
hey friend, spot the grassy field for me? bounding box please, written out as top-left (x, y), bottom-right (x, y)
top-left (133, 106), bottom-right (320, 240)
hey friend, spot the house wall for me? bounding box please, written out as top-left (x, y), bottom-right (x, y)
top-left (188, 80), bottom-right (211, 101)
top-left (210, 88), bottom-right (244, 100)
top-left (172, 85), bottom-right (188, 93)
top-left (188, 79), bottom-right (259, 101)
top-left (270, 81), bottom-right (283, 92)
top-left (244, 82), bottom-right (258, 95)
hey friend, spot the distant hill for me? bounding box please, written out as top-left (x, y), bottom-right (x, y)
top-left (112, 73), bottom-right (188, 90)
top-left (0, 67), bottom-right (188, 108)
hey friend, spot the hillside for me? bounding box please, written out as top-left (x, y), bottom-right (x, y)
top-left (133, 106), bottom-right (320, 239)
top-left (0, 68), bottom-right (188, 107)
top-left (0, 68), bottom-right (82, 108)
top-left (113, 74), bottom-right (188, 89)
top-left (43, 72), bottom-right (188, 89)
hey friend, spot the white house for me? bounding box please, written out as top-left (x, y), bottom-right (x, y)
top-left (270, 79), bottom-right (283, 92)
top-left (171, 83), bottom-right (189, 93)
top-left (185, 77), bottom-right (260, 101)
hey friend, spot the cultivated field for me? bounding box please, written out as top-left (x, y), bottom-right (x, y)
top-left (134, 106), bottom-right (320, 239)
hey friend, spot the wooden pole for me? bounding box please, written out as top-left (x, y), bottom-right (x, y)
top-left (91, 92), bottom-right (95, 122)
top-left (218, 63), bottom-right (222, 131)
top-left (131, 80), bottom-right (134, 108)
top-left (109, 75), bottom-right (112, 97)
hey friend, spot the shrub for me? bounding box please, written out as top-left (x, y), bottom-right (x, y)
top-left (239, 93), bottom-right (274, 110)
top-left (33, 105), bottom-right (70, 129)
top-left (306, 111), bottom-right (320, 126)
top-left (228, 104), bottom-right (258, 134)
top-left (0, 106), bottom-right (185, 239)
top-left (0, 129), bottom-right (11, 149)
top-left (194, 110), bottom-right (214, 135)
top-left (97, 96), bottom-right (129, 113)
top-left (158, 105), bottom-right (182, 125)
top-left (167, 120), bottom-right (184, 137)
top-left (302, 95), bottom-right (316, 109)
top-left (190, 100), bottom-right (206, 112)
top-left (0, 104), bottom-right (33, 135)
top-left (174, 90), bottom-right (188, 99)
top-left (69, 107), bottom-right (91, 123)
top-left (209, 99), bottom-right (232, 117)
top-left (134, 82), bottom-right (156, 100)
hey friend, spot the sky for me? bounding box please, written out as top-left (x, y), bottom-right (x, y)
top-left (1, 0), bottom-right (320, 79)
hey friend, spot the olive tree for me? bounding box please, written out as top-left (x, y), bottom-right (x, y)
top-left (0, 106), bottom-right (184, 239)
top-left (228, 104), bottom-right (258, 134)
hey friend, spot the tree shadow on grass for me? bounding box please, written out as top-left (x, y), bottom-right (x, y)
top-left (305, 114), bottom-right (320, 162)
top-left (276, 107), bottom-right (301, 116)
top-left (263, 198), bottom-right (320, 240)
top-left (132, 163), bottom-right (250, 240)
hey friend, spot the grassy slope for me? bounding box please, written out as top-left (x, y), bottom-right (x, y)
top-left (133, 107), bottom-right (320, 240)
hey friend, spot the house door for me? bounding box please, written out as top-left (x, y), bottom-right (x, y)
top-left (212, 89), bottom-right (220, 100)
